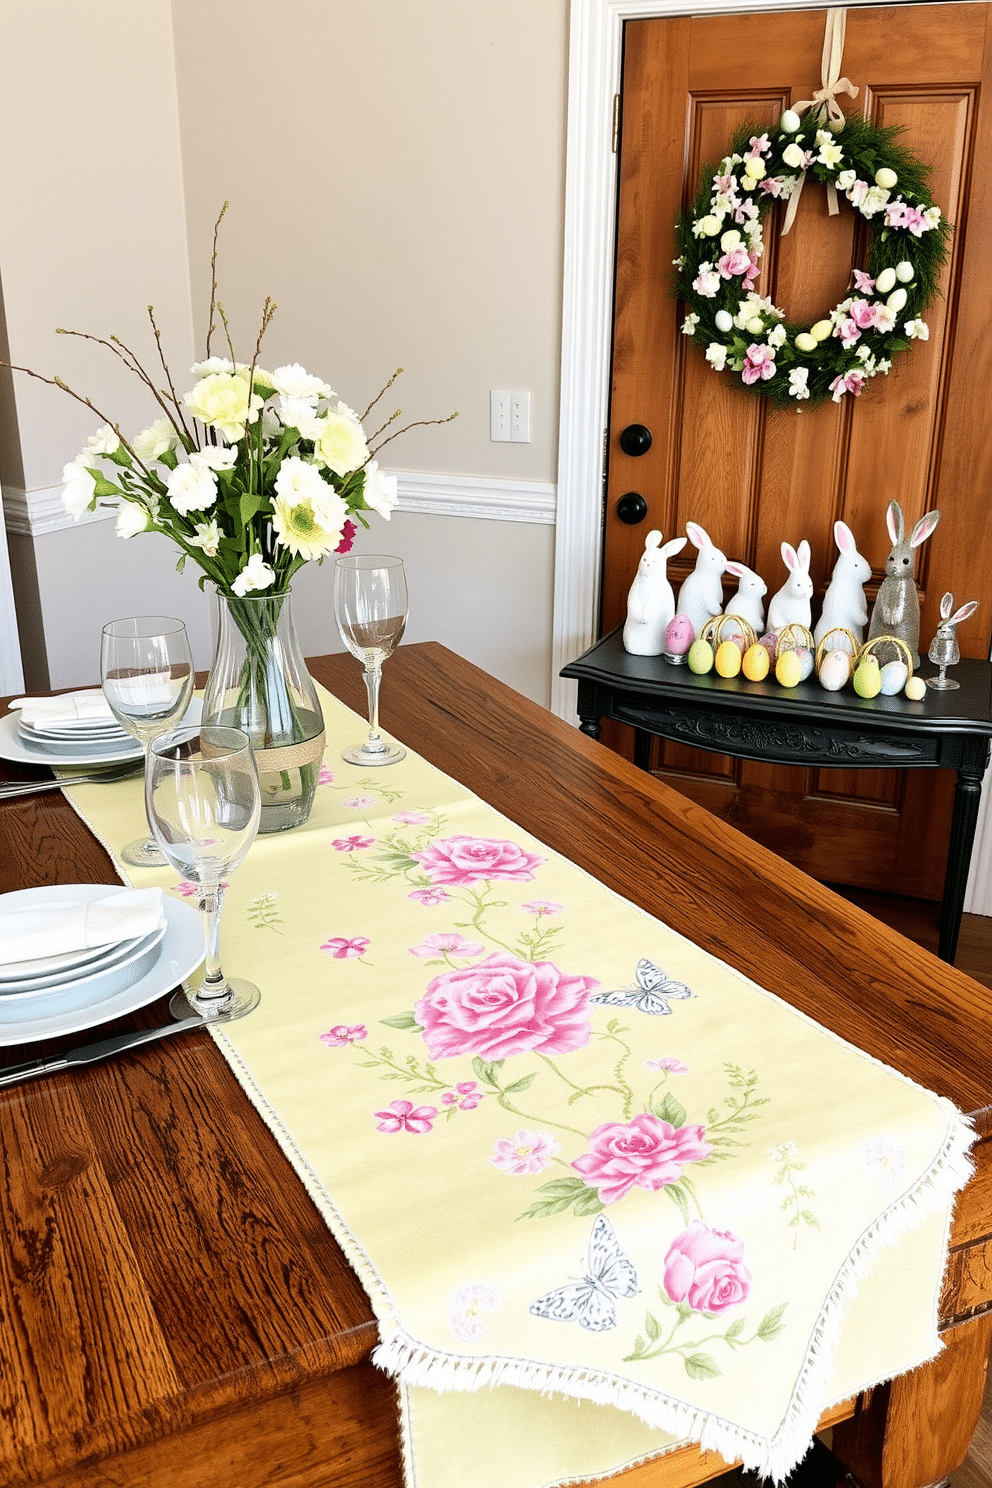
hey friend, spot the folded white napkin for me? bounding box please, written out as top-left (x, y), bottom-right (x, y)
top-left (0, 888), bottom-right (166, 967)
top-left (10, 689), bottom-right (117, 729)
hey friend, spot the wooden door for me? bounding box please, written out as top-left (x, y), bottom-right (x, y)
top-left (602, 3), bottom-right (992, 900)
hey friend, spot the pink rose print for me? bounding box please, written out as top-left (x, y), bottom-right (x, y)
top-left (321, 936), bottom-right (371, 959)
top-left (320, 1024), bottom-right (368, 1047)
top-left (318, 766), bottom-right (335, 785)
top-left (408, 887), bottom-right (451, 906)
top-left (342, 794), bottom-right (377, 809)
top-left (644, 1057), bottom-right (689, 1074)
top-left (411, 835), bottom-right (545, 887)
top-left (332, 834), bottom-right (375, 851)
top-left (394, 811), bottom-right (431, 825)
top-left (450, 1282), bottom-right (499, 1342)
top-left (441, 1080), bottom-right (484, 1109)
top-left (490, 1129), bottom-right (561, 1175)
top-left (415, 951), bottom-right (598, 1060)
top-left (409, 932), bottom-right (485, 959)
top-left (572, 1114), bottom-right (712, 1205)
top-left (521, 900), bottom-right (564, 917)
top-left (374, 1099), bottom-right (439, 1134)
top-left (661, 1222), bottom-right (752, 1313)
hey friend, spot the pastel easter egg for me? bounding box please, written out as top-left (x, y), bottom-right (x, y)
top-left (795, 333), bottom-right (817, 353)
top-left (818, 650), bottom-right (851, 691)
top-left (759, 631), bottom-right (778, 661)
top-left (905, 676), bottom-right (927, 701)
top-left (742, 643), bottom-right (770, 681)
top-left (715, 640), bottom-right (743, 678)
top-left (664, 614), bottom-right (695, 656)
top-left (715, 310), bottom-right (734, 333)
top-left (794, 647), bottom-right (815, 681)
top-left (879, 660), bottom-right (909, 695)
top-left (875, 167), bottom-right (898, 190)
top-left (886, 287), bottom-right (908, 312)
top-left (781, 109), bottom-right (802, 133)
top-left (875, 266), bottom-right (897, 295)
top-left (775, 651), bottom-right (803, 688)
top-left (853, 656), bottom-right (882, 699)
top-left (688, 639), bottom-right (715, 674)
top-left (811, 320), bottom-right (833, 342)
top-left (896, 260), bottom-right (915, 283)
top-left (746, 316), bottom-right (765, 334)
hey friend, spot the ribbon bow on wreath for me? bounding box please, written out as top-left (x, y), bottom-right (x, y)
top-left (673, 5), bottom-right (951, 410)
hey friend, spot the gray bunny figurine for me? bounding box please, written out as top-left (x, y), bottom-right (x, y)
top-left (926, 592), bottom-right (979, 690)
top-left (866, 500), bottom-right (941, 666)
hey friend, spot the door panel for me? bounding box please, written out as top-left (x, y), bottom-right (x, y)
top-left (603, 4), bottom-right (992, 899)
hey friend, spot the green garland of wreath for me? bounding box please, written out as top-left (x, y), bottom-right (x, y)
top-left (674, 114), bottom-right (951, 408)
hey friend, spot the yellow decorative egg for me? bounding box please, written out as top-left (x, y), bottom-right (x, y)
top-left (687, 639), bottom-right (714, 674)
top-left (810, 319), bottom-right (833, 342)
top-left (905, 676), bottom-right (927, 701)
top-left (795, 332), bottom-right (817, 353)
top-left (715, 640), bottom-right (742, 678)
top-left (875, 166), bottom-right (898, 190)
top-left (875, 266), bottom-right (897, 295)
top-left (775, 650), bottom-right (803, 688)
top-left (853, 656), bottom-right (882, 698)
top-left (742, 643), bottom-right (770, 681)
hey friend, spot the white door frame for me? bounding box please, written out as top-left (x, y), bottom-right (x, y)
top-left (0, 496), bottom-right (24, 694)
top-left (552, 0), bottom-right (991, 915)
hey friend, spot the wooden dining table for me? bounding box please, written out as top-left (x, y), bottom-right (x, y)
top-left (1, 643), bottom-right (991, 1488)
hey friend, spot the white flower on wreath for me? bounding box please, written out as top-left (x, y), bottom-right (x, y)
top-left (815, 130), bottom-right (844, 169)
top-left (190, 445), bottom-right (238, 473)
top-left (78, 424), bottom-right (120, 463)
top-left (874, 304), bottom-right (898, 333)
top-left (788, 368), bottom-right (811, 401)
top-left (231, 552), bottom-right (276, 596)
top-left (859, 186), bottom-right (891, 218)
top-left (681, 313), bottom-right (700, 335)
top-left (166, 460), bottom-right (218, 516)
top-left (314, 402), bottom-right (370, 476)
top-left (115, 500), bottom-right (151, 539)
top-left (836, 168), bottom-right (857, 192)
top-left (692, 214), bottom-right (723, 239)
top-left (362, 461), bottom-right (399, 520)
top-left (767, 323), bottom-right (787, 349)
top-left (924, 206), bottom-right (942, 229)
top-left (188, 517), bottom-right (222, 557)
top-left (132, 417), bottom-right (180, 464)
top-left (782, 142), bottom-right (806, 170)
top-left (905, 319), bottom-right (929, 340)
top-left (705, 342), bottom-right (728, 371)
top-left (693, 263), bottom-right (721, 298)
top-left (183, 371), bottom-right (263, 442)
top-left (62, 461), bottom-right (97, 520)
top-left (270, 362), bottom-right (333, 402)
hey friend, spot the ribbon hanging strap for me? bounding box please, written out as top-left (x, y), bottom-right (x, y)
top-left (781, 8), bottom-right (860, 236)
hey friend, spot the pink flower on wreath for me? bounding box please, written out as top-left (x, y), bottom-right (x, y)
top-left (744, 132), bottom-right (771, 160)
top-left (490, 1129), bottom-right (561, 1175)
top-left (374, 1099), bottom-right (438, 1134)
top-left (759, 176), bottom-right (789, 198)
top-left (332, 834), bottom-right (375, 851)
top-left (409, 932), bottom-right (485, 959)
top-left (394, 810), bottom-right (431, 825)
top-left (320, 1023), bottom-right (368, 1047)
top-left (335, 519), bottom-right (357, 555)
top-left (837, 317), bottom-right (861, 349)
top-left (415, 950), bottom-right (598, 1060)
top-left (830, 369), bottom-right (866, 402)
top-left (718, 246), bottom-right (754, 281)
top-left (521, 900), bottom-right (564, 916)
top-left (318, 766), bottom-right (336, 785)
top-left (853, 269), bottom-right (876, 293)
top-left (850, 298), bottom-right (878, 331)
top-left (903, 205), bottom-right (929, 237)
top-left (450, 1282), bottom-right (499, 1342)
top-left (411, 835), bottom-right (545, 887)
top-left (644, 1056), bottom-right (689, 1074)
top-left (661, 1221), bottom-right (752, 1314)
top-left (441, 1080), bottom-right (484, 1110)
top-left (408, 886), bottom-right (451, 906)
top-left (321, 935), bottom-right (370, 959)
top-left (572, 1113), bottom-right (712, 1205)
top-left (741, 344), bottom-right (776, 385)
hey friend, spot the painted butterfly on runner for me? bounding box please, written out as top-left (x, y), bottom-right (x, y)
top-left (529, 1214), bottom-right (638, 1331)
top-left (590, 957), bottom-right (693, 1016)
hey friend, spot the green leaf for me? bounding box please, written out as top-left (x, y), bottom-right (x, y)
top-left (380, 1011), bottom-right (422, 1031)
top-left (534, 1177), bottom-right (588, 1199)
top-left (725, 1317), bottom-right (745, 1340)
top-left (158, 448), bottom-right (179, 470)
top-left (644, 1311), bottom-right (661, 1342)
top-left (175, 554), bottom-right (187, 573)
top-left (502, 1073), bottom-right (537, 1095)
top-left (663, 1181), bottom-right (690, 1223)
top-left (758, 1303), bottom-right (788, 1340)
top-left (652, 1093), bottom-right (688, 1127)
top-left (519, 1195), bottom-right (578, 1220)
top-left (93, 478), bottom-right (123, 498)
top-left (239, 490), bottom-right (264, 526)
top-left (472, 1058), bottom-right (505, 1087)
top-left (572, 1187), bottom-right (606, 1217)
top-left (684, 1352), bottom-right (720, 1380)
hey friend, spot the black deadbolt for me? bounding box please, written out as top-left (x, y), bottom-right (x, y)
top-left (616, 492), bottom-right (648, 525)
top-left (618, 423), bottom-right (652, 456)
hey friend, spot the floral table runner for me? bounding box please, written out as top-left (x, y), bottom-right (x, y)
top-left (63, 684), bottom-right (974, 1487)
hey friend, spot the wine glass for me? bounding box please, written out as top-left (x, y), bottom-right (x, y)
top-left (333, 554), bottom-right (408, 766)
top-left (145, 725), bottom-right (261, 1021)
top-left (101, 616), bottom-right (195, 867)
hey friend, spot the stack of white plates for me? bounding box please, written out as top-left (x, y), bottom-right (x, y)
top-left (0, 885), bottom-right (204, 1045)
top-left (15, 713), bottom-right (134, 757)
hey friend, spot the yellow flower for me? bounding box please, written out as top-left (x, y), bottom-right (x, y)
top-left (184, 372), bottom-right (263, 441)
top-left (314, 404), bottom-right (369, 476)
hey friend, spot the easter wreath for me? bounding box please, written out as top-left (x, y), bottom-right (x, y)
top-left (674, 113), bottom-right (951, 408)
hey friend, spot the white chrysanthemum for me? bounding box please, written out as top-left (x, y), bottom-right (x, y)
top-left (270, 363), bottom-right (333, 402)
top-left (272, 457), bottom-right (348, 558)
top-left (189, 518), bottom-right (222, 557)
top-left (314, 404), bottom-right (369, 476)
top-left (184, 372), bottom-right (263, 441)
top-left (191, 356), bottom-right (235, 377)
top-left (232, 553), bottom-right (276, 596)
top-left (166, 460), bottom-right (219, 516)
top-left (277, 397), bottom-right (326, 441)
top-left (190, 446), bottom-right (238, 472)
top-left (78, 425), bottom-right (120, 464)
top-left (62, 462), bottom-right (97, 520)
top-left (837, 168), bottom-right (857, 192)
top-left (362, 461), bottom-right (399, 520)
top-left (132, 418), bottom-right (180, 464)
top-left (115, 501), bottom-right (151, 539)
top-left (705, 343), bottom-right (728, 371)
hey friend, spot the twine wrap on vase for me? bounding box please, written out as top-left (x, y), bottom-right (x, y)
top-left (782, 8), bottom-right (860, 235)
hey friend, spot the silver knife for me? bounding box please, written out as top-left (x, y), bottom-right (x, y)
top-left (0, 1014), bottom-right (209, 1088)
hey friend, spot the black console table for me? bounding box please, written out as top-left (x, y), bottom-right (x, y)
top-left (561, 628), bottom-right (992, 963)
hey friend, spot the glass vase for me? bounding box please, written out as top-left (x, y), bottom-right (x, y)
top-left (202, 589), bottom-right (325, 833)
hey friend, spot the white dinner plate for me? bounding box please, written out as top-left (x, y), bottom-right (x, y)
top-left (0, 926), bottom-right (165, 996)
top-left (14, 727), bottom-right (137, 759)
top-left (0, 697), bottom-right (202, 768)
top-left (20, 721), bottom-right (130, 742)
top-left (0, 885), bottom-right (203, 1045)
top-left (0, 932), bottom-right (145, 981)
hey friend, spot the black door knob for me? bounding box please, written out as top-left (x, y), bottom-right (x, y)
top-left (616, 492), bottom-right (648, 525)
top-left (619, 423), bottom-right (652, 456)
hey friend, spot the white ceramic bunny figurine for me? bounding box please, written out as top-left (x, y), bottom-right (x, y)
top-left (622, 529), bottom-right (688, 655)
top-left (814, 520), bottom-right (872, 647)
top-left (766, 540), bottom-right (814, 635)
top-left (867, 500), bottom-right (941, 666)
top-left (724, 562), bottom-right (767, 635)
top-left (926, 592), bottom-right (978, 689)
top-left (674, 522), bottom-right (727, 638)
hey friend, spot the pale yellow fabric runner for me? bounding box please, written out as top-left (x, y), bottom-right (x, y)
top-left (61, 683), bottom-right (973, 1486)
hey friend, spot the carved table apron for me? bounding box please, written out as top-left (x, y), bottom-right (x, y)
top-left (561, 630), bottom-right (992, 964)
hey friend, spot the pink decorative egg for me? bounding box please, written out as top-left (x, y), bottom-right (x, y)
top-left (759, 632), bottom-right (778, 662)
top-left (664, 614), bottom-right (695, 657)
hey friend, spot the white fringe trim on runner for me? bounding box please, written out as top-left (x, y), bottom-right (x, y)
top-left (375, 1108), bottom-right (975, 1485)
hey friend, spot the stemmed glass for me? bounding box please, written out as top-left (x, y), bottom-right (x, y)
top-left (333, 554), bottom-right (409, 766)
top-left (145, 725), bottom-right (261, 1021)
top-left (100, 616), bottom-right (195, 867)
